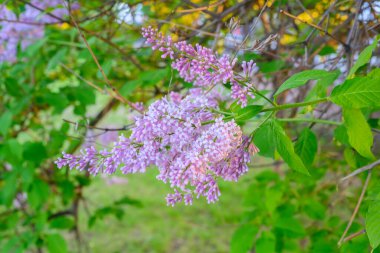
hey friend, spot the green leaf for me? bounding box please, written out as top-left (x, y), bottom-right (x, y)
top-left (254, 122), bottom-right (275, 158)
top-left (140, 68), bottom-right (168, 86)
top-left (330, 77), bottom-right (380, 108)
top-left (23, 142), bottom-right (47, 164)
top-left (257, 60), bottom-right (285, 74)
top-left (2, 236), bottom-right (23, 253)
top-left (343, 108), bottom-right (374, 160)
top-left (254, 120), bottom-right (310, 176)
top-left (344, 147), bottom-right (357, 168)
top-left (295, 128), bottom-right (318, 167)
top-left (305, 70), bottom-right (340, 100)
top-left (255, 231), bottom-right (276, 253)
top-left (275, 70), bottom-right (338, 97)
top-left (366, 200), bottom-right (380, 250)
top-left (236, 105), bottom-right (263, 121)
top-left (230, 224), bottom-right (258, 253)
top-left (40, 93), bottom-right (69, 114)
top-left (88, 206), bottom-right (125, 228)
top-left (4, 78), bottom-right (24, 97)
top-left (114, 196), bottom-right (143, 207)
top-left (59, 180), bottom-right (75, 205)
top-left (229, 100), bottom-right (242, 113)
top-left (271, 120), bottom-right (310, 175)
top-left (23, 38), bottom-right (47, 57)
top-left (45, 234), bottom-right (68, 253)
top-left (2, 139), bottom-right (23, 165)
top-left (46, 48), bottom-right (67, 72)
top-left (96, 60), bottom-right (112, 79)
top-left (334, 125), bottom-right (350, 146)
top-left (318, 45), bottom-right (336, 56)
top-left (49, 217), bottom-right (75, 230)
top-left (348, 36), bottom-right (379, 78)
top-left (265, 184), bottom-right (283, 214)
top-left (0, 170), bottom-right (18, 207)
top-left (275, 216), bottom-right (306, 236)
top-left (0, 111), bottom-right (13, 136)
top-left (120, 79), bottom-right (140, 97)
top-left (304, 199), bottom-right (326, 220)
top-left (28, 179), bottom-right (50, 209)
top-left (74, 87), bottom-right (96, 106)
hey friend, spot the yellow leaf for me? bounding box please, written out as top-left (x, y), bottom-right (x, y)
top-left (280, 34), bottom-right (296, 45)
top-left (55, 22), bottom-right (70, 30)
top-left (296, 12), bottom-right (313, 24)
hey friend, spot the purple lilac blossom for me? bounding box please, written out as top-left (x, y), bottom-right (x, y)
top-left (231, 60), bottom-right (259, 107)
top-left (0, 6), bottom-right (18, 62)
top-left (56, 91), bottom-right (258, 206)
top-left (142, 27), bottom-right (256, 107)
top-left (142, 26), bottom-right (236, 86)
top-left (0, 1), bottom-right (77, 63)
top-left (141, 26), bottom-right (258, 107)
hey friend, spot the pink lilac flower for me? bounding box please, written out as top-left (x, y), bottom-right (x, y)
top-left (141, 26), bottom-right (257, 107)
top-left (56, 91), bottom-right (257, 205)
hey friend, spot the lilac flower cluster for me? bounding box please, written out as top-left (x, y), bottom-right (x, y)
top-left (141, 26), bottom-right (258, 107)
top-left (56, 91), bottom-right (258, 206)
top-left (0, 1), bottom-right (75, 63)
top-left (231, 60), bottom-right (258, 107)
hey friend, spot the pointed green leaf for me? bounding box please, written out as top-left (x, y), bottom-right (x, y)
top-left (295, 128), bottom-right (318, 167)
top-left (255, 231), bottom-right (276, 253)
top-left (348, 36), bottom-right (379, 78)
top-left (28, 179), bottom-right (50, 209)
top-left (254, 120), bottom-right (310, 174)
top-left (0, 111), bottom-right (13, 137)
top-left (366, 200), bottom-right (380, 250)
top-left (236, 105), bottom-right (263, 121)
top-left (23, 142), bottom-right (47, 164)
top-left (275, 70), bottom-right (338, 97)
top-left (49, 217), bottom-right (75, 230)
top-left (46, 48), bottom-right (67, 72)
top-left (343, 108), bottom-right (374, 160)
top-left (231, 224), bottom-right (258, 253)
top-left (254, 122), bottom-right (275, 158)
top-left (305, 70), bottom-right (340, 100)
top-left (45, 234), bottom-right (68, 253)
top-left (330, 77), bottom-right (380, 108)
top-left (265, 184), bottom-right (283, 214)
top-left (274, 216), bottom-right (306, 236)
top-left (271, 120), bottom-right (310, 175)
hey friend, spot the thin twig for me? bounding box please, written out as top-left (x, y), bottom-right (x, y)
top-left (338, 170), bottom-right (372, 246)
top-left (63, 119), bottom-right (132, 131)
top-left (61, 0), bottom-right (143, 113)
top-left (60, 63), bottom-right (104, 93)
top-left (178, 0), bottom-right (226, 13)
top-left (340, 159), bottom-right (380, 182)
top-left (233, 0), bottom-right (269, 58)
top-left (342, 229), bottom-right (366, 243)
top-left (154, 19), bottom-right (221, 37)
top-left (280, 9), bottom-right (350, 51)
